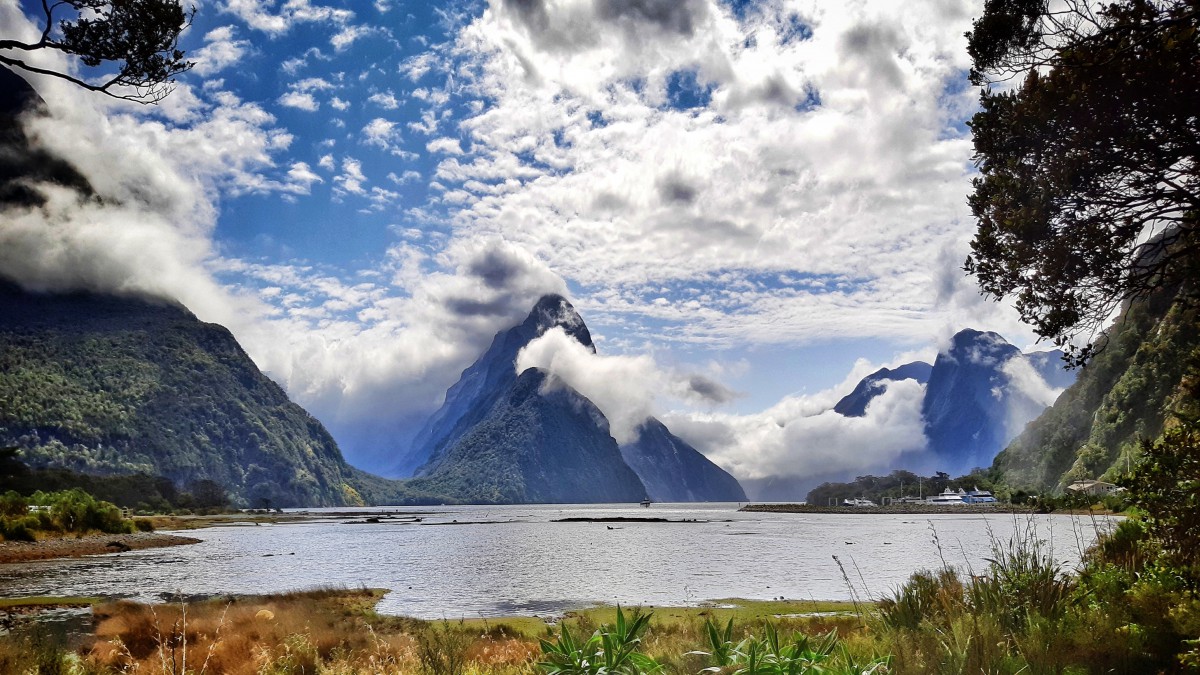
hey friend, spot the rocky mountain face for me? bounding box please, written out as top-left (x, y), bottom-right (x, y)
top-left (830, 330), bottom-right (1076, 478)
top-left (403, 294), bottom-right (746, 503)
top-left (994, 282), bottom-right (1200, 490)
top-left (922, 329), bottom-right (1055, 475)
top-left (833, 361), bottom-right (932, 417)
top-left (409, 368), bottom-right (648, 504)
top-left (394, 294), bottom-right (594, 477)
top-left (1025, 349), bottom-right (1075, 390)
top-left (0, 280), bottom-right (395, 507)
top-left (619, 418), bottom-right (747, 502)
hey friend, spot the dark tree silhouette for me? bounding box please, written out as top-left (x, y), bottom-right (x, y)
top-left (964, 0), bottom-right (1200, 365)
top-left (0, 0), bottom-right (194, 104)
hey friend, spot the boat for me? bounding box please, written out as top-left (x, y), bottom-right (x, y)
top-left (925, 489), bottom-right (967, 505)
top-left (639, 498), bottom-right (652, 507)
top-left (841, 498), bottom-right (877, 507)
top-left (963, 486), bottom-right (997, 504)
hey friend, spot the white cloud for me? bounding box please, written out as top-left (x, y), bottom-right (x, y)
top-left (281, 57), bottom-right (307, 74)
top-left (292, 77), bottom-right (337, 92)
top-left (278, 91), bottom-right (319, 111)
top-left (0, 0), bottom-right (1049, 483)
top-left (368, 91), bottom-right (400, 109)
top-left (276, 77), bottom-right (337, 113)
top-left (333, 157), bottom-right (368, 196)
top-left (361, 117), bottom-right (406, 153)
top-left (388, 170), bottom-right (422, 184)
top-left (220, 0), bottom-right (355, 35)
top-left (401, 52), bottom-right (437, 81)
top-left (191, 26), bottom-right (251, 76)
top-left (331, 24), bottom-right (378, 51)
top-left (664, 368), bottom-right (929, 484)
top-left (426, 137), bottom-right (464, 155)
top-left (516, 327), bottom-right (734, 444)
top-left (399, 0), bottom-right (1004, 350)
top-left (286, 161), bottom-right (324, 192)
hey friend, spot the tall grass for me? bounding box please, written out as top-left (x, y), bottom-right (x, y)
top-left (870, 515), bottom-right (1200, 674)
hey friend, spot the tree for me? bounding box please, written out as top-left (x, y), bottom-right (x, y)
top-left (0, 0), bottom-right (194, 104)
top-left (964, 0), bottom-right (1200, 366)
top-left (1125, 423), bottom-right (1200, 584)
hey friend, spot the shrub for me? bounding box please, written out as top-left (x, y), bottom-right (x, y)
top-left (539, 606), bottom-right (661, 675)
top-left (0, 514), bottom-right (39, 541)
top-left (419, 619), bottom-right (472, 675)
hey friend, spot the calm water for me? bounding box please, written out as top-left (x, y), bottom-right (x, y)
top-left (0, 504), bottom-right (1114, 618)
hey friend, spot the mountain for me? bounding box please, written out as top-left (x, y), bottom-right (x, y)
top-left (0, 279), bottom-right (406, 507)
top-left (0, 67), bottom-right (94, 208)
top-left (407, 368), bottom-right (648, 504)
top-left (619, 418), bottom-right (747, 502)
top-left (403, 294), bottom-right (746, 503)
top-left (1025, 350), bottom-right (1074, 390)
top-left (394, 294), bottom-right (593, 477)
top-left (994, 282), bottom-right (1200, 490)
top-left (922, 329), bottom-right (1065, 475)
top-left (833, 361), bottom-right (932, 417)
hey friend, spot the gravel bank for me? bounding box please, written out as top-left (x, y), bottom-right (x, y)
top-left (0, 532), bottom-right (202, 564)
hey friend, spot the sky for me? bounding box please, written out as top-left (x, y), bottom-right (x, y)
top-left (0, 0), bottom-right (1060, 488)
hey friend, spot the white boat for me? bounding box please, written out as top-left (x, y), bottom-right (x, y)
top-left (963, 486), bottom-right (997, 504)
top-left (841, 498), bottom-right (877, 507)
top-left (639, 498), bottom-right (652, 507)
top-left (925, 489), bottom-right (967, 505)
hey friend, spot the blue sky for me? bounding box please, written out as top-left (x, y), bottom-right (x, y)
top-left (0, 0), bottom-right (1054, 482)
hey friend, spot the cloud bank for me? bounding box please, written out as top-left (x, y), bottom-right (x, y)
top-left (0, 0), bottom-right (1061, 483)
top-left (516, 326), bottom-right (735, 444)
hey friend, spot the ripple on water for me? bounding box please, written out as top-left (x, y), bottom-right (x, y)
top-left (0, 505), bottom-right (1116, 619)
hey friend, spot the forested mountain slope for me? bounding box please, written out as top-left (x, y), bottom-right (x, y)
top-left (994, 282), bottom-right (1200, 490)
top-left (0, 280), bottom-right (399, 507)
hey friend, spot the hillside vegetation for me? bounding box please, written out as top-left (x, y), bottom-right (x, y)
top-left (993, 281), bottom-right (1200, 491)
top-left (0, 280), bottom-right (400, 507)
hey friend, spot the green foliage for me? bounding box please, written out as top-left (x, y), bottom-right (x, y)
top-left (692, 618), bottom-right (888, 675)
top-left (0, 487), bottom-right (137, 539)
top-left (964, 0), bottom-right (1200, 364)
top-left (0, 283), bottom-right (388, 507)
top-left (806, 469), bottom-right (999, 506)
top-left (970, 526), bottom-right (1076, 631)
top-left (0, 0), bottom-right (194, 103)
top-left (878, 569), bottom-right (965, 632)
top-left (539, 606), bottom-right (661, 675)
top-left (419, 620), bottom-right (473, 675)
top-left (1125, 422), bottom-right (1200, 583)
top-left (994, 286), bottom-right (1200, 491)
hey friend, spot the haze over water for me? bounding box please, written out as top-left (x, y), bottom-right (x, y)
top-left (0, 504), bottom-right (1113, 618)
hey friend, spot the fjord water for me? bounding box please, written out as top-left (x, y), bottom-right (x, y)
top-left (0, 504), bottom-right (1112, 618)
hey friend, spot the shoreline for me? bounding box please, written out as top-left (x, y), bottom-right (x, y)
top-left (0, 531), bottom-right (202, 564)
top-left (740, 503), bottom-right (1030, 514)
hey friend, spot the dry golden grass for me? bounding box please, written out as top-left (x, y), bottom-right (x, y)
top-left (81, 588), bottom-right (543, 675)
top-left (62, 590), bottom-right (871, 674)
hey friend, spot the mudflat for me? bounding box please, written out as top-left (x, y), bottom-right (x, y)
top-left (0, 532), bottom-right (202, 564)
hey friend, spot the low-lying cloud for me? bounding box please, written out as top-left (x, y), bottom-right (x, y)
top-left (664, 370), bottom-right (929, 488)
top-left (516, 326), bottom-right (734, 444)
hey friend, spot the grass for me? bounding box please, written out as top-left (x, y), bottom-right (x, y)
top-left (0, 589), bottom-right (873, 675)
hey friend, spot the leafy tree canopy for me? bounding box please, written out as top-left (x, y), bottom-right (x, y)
top-left (0, 0), bottom-right (194, 103)
top-left (964, 0), bottom-right (1200, 366)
